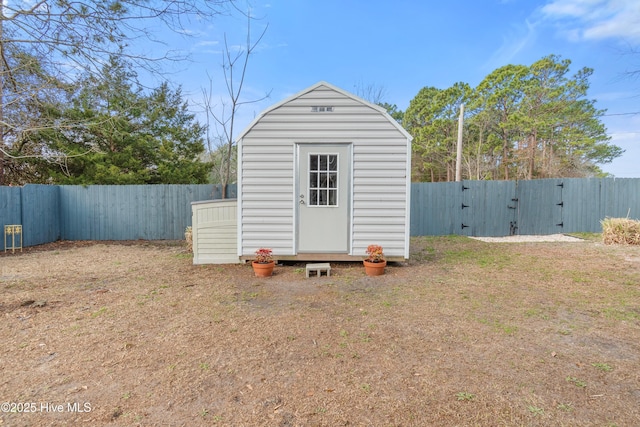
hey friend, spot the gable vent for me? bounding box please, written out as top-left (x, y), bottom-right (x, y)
top-left (311, 106), bottom-right (334, 112)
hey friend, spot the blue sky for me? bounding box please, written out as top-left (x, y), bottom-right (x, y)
top-left (154, 0), bottom-right (640, 178)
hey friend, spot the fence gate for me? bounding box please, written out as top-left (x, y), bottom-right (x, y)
top-left (516, 179), bottom-right (564, 235)
top-left (456, 179), bottom-right (568, 236)
top-left (459, 180), bottom-right (517, 237)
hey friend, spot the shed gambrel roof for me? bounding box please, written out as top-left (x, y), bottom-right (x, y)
top-left (237, 81), bottom-right (413, 141)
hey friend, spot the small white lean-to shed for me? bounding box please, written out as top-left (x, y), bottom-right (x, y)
top-left (191, 199), bottom-right (240, 264)
top-left (237, 81), bottom-right (412, 262)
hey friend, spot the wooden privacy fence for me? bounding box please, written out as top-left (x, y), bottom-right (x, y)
top-left (410, 178), bottom-right (640, 237)
top-left (1, 178), bottom-right (639, 250)
top-left (0, 185), bottom-right (60, 250)
top-left (1, 184), bottom-right (236, 251)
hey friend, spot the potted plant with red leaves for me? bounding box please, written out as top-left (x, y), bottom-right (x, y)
top-left (363, 244), bottom-right (386, 276)
top-left (252, 248), bottom-right (275, 277)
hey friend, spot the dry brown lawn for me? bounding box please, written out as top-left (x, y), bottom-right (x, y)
top-left (1, 236), bottom-right (639, 426)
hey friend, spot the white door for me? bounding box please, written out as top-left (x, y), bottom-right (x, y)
top-left (297, 144), bottom-right (350, 253)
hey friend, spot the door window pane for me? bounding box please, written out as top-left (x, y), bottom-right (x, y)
top-left (319, 189), bottom-right (328, 205)
top-left (308, 153), bottom-right (338, 206)
top-left (328, 172), bottom-right (337, 188)
top-left (319, 155), bottom-right (327, 170)
top-left (319, 172), bottom-right (328, 188)
top-left (328, 155), bottom-right (337, 171)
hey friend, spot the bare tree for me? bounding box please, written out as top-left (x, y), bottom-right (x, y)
top-left (620, 44), bottom-right (640, 81)
top-left (0, 0), bottom-right (231, 185)
top-left (354, 80), bottom-right (388, 105)
top-left (202, 8), bottom-right (270, 199)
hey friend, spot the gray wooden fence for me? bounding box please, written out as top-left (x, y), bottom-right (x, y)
top-left (410, 178), bottom-right (640, 236)
top-left (2, 178), bottom-right (639, 250)
top-left (59, 185), bottom-right (230, 241)
top-left (1, 184), bottom-right (235, 250)
top-left (1, 185), bottom-right (60, 250)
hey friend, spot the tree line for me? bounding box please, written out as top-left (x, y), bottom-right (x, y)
top-left (8, 55), bottom-right (209, 185)
top-left (0, 1), bottom-right (625, 185)
top-left (402, 55), bottom-right (622, 182)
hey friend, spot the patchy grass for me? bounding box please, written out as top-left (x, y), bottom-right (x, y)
top-left (592, 362), bottom-right (613, 372)
top-left (0, 237), bottom-right (639, 426)
top-left (455, 391), bottom-right (476, 401)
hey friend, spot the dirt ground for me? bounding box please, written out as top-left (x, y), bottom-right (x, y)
top-left (1, 236), bottom-right (639, 426)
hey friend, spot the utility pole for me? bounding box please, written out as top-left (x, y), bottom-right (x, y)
top-left (455, 103), bottom-right (464, 182)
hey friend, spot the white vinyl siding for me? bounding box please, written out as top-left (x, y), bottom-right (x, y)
top-left (191, 199), bottom-right (240, 264)
top-left (238, 82), bottom-right (411, 259)
top-left (239, 140), bottom-right (294, 255)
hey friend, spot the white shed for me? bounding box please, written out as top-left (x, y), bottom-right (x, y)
top-left (237, 81), bottom-right (412, 262)
top-left (191, 199), bottom-right (240, 264)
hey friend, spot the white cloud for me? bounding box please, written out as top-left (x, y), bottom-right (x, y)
top-left (177, 29), bottom-right (207, 37)
top-left (541, 0), bottom-right (640, 42)
top-left (483, 19), bottom-right (538, 70)
top-left (196, 40), bottom-right (220, 47)
top-left (541, 0), bottom-right (598, 18)
top-left (592, 90), bottom-right (638, 101)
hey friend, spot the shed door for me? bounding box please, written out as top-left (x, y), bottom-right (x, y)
top-left (297, 144), bottom-right (350, 253)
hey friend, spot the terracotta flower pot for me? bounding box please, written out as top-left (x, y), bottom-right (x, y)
top-left (252, 260), bottom-right (275, 277)
top-left (363, 259), bottom-right (386, 276)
